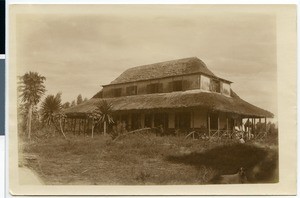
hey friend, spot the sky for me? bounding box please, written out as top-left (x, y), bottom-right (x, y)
top-left (14, 5), bottom-right (278, 119)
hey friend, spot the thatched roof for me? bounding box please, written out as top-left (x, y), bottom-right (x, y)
top-left (65, 89), bottom-right (273, 118)
top-left (107, 57), bottom-right (231, 86)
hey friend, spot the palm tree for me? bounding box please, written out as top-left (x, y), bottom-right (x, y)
top-left (95, 100), bottom-right (114, 136)
top-left (87, 110), bottom-right (101, 138)
top-left (18, 72), bottom-right (46, 140)
top-left (40, 93), bottom-right (67, 139)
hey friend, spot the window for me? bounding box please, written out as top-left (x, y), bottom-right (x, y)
top-left (173, 80), bottom-right (183, 91)
top-left (147, 83), bottom-right (163, 94)
top-left (221, 82), bottom-right (231, 96)
top-left (210, 79), bottom-right (220, 93)
top-left (126, 86), bottom-right (137, 96)
top-left (200, 75), bottom-right (210, 91)
top-left (113, 88), bottom-right (122, 97)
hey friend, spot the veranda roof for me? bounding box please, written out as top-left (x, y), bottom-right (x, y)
top-left (64, 89), bottom-right (273, 118)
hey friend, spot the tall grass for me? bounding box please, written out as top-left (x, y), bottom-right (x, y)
top-left (20, 132), bottom-right (278, 185)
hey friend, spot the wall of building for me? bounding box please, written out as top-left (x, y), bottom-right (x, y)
top-left (103, 74), bottom-right (200, 98)
top-left (219, 112), bottom-right (228, 130)
top-left (102, 73), bottom-right (230, 99)
top-left (193, 110), bottom-right (207, 128)
top-left (168, 113), bottom-right (175, 128)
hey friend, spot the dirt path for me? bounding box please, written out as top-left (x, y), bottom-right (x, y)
top-left (19, 167), bottom-right (44, 185)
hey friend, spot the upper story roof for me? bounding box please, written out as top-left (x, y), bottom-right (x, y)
top-left (106, 57), bottom-right (231, 86)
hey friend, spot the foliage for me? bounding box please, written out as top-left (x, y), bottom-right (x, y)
top-left (87, 110), bottom-right (102, 138)
top-left (95, 100), bottom-right (114, 126)
top-left (62, 102), bottom-right (70, 109)
top-left (18, 72), bottom-right (46, 105)
top-left (17, 103), bottom-right (39, 132)
top-left (77, 94), bottom-right (83, 105)
top-left (18, 71), bottom-right (46, 139)
top-left (40, 93), bottom-right (67, 139)
top-left (95, 100), bottom-right (114, 136)
top-left (41, 93), bottom-right (62, 126)
top-left (71, 100), bottom-right (76, 107)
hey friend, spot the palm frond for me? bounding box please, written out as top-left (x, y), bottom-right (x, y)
top-left (40, 93), bottom-right (62, 126)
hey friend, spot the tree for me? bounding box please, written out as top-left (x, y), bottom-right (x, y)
top-left (95, 100), bottom-right (114, 136)
top-left (40, 93), bottom-right (67, 139)
top-left (17, 102), bottom-right (39, 135)
top-left (77, 94), bottom-right (83, 105)
top-left (62, 102), bottom-right (70, 109)
top-left (87, 110), bottom-right (101, 138)
top-left (18, 72), bottom-right (46, 140)
top-left (71, 100), bottom-right (76, 107)
top-left (83, 97), bottom-right (88, 102)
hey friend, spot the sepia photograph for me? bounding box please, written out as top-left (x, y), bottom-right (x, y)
top-left (8, 4), bottom-right (296, 195)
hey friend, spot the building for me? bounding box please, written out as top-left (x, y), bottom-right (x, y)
top-left (64, 57), bottom-right (273, 138)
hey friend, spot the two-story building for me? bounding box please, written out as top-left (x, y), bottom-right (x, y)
top-left (65, 57), bottom-right (273, 137)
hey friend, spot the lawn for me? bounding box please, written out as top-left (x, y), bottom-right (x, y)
top-left (20, 131), bottom-right (278, 185)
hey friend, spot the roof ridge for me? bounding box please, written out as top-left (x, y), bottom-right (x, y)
top-left (125, 57), bottom-right (201, 70)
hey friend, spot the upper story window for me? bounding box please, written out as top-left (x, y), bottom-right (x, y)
top-left (221, 82), bottom-right (231, 96)
top-left (113, 88), bottom-right (122, 97)
top-left (147, 83), bottom-right (163, 94)
top-left (172, 80), bottom-right (183, 91)
top-left (200, 75), bottom-right (210, 91)
top-left (210, 79), bottom-right (220, 93)
top-left (126, 85), bottom-right (137, 96)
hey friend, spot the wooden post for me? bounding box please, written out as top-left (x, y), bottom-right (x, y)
top-left (208, 113), bottom-right (211, 137)
top-left (192, 111), bottom-right (194, 129)
top-left (81, 119), bottom-right (83, 135)
top-left (254, 118), bottom-right (257, 137)
top-left (74, 119), bottom-right (77, 135)
top-left (81, 119), bottom-right (84, 135)
top-left (226, 117), bottom-right (229, 138)
top-left (71, 119), bottom-right (74, 135)
top-left (141, 113), bottom-right (145, 128)
top-left (83, 119), bottom-right (85, 135)
top-left (78, 119), bottom-right (81, 135)
top-left (151, 114), bottom-right (154, 128)
top-left (217, 113), bottom-right (220, 138)
top-left (128, 113), bottom-right (132, 130)
top-left (247, 118), bottom-right (250, 140)
top-left (251, 118), bottom-right (254, 136)
top-left (265, 117), bottom-right (267, 136)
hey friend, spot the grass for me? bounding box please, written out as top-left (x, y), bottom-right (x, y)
top-left (20, 131), bottom-right (278, 185)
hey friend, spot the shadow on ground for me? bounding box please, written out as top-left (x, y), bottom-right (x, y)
top-left (166, 143), bottom-right (278, 183)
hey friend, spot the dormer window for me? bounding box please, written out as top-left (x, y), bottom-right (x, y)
top-left (113, 88), bottom-right (122, 97)
top-left (200, 75), bottom-right (210, 91)
top-left (221, 82), bottom-right (231, 96)
top-left (210, 79), bottom-right (220, 93)
top-left (126, 86), bottom-right (137, 96)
